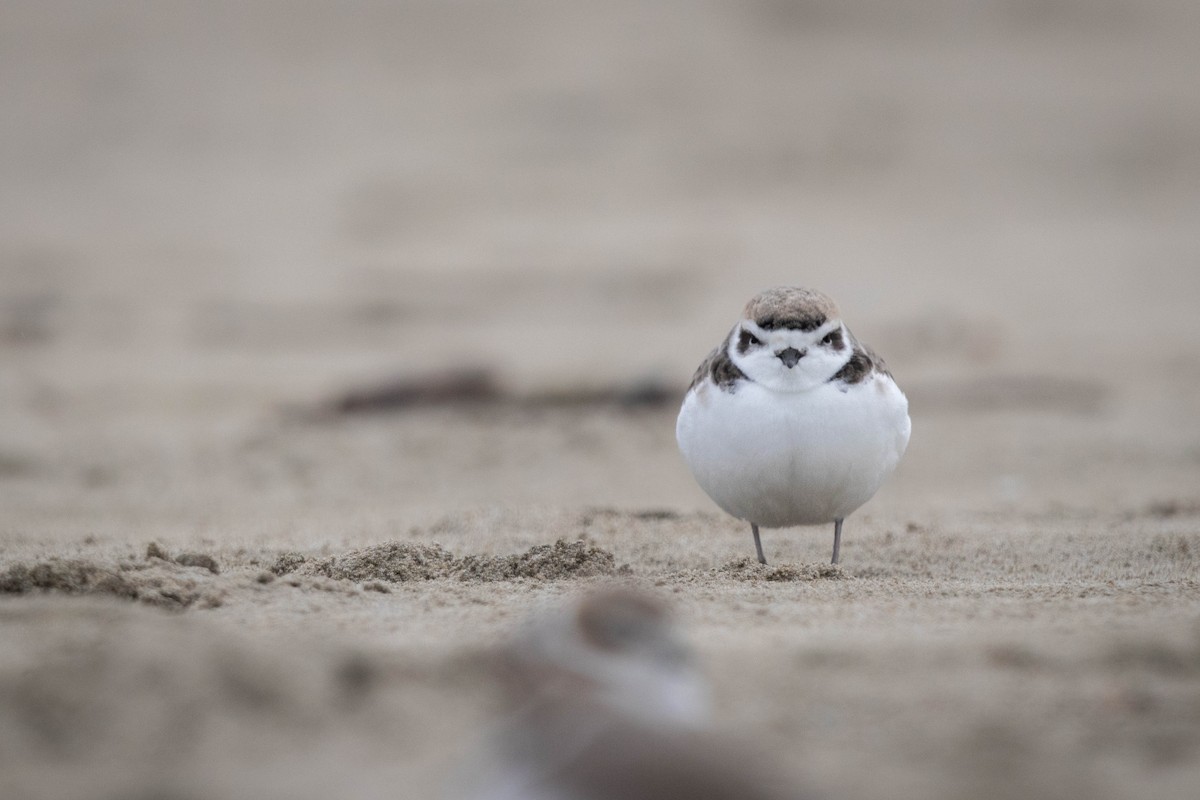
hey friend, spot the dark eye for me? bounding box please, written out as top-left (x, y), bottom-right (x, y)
top-left (737, 329), bottom-right (762, 352)
top-left (821, 329), bottom-right (843, 348)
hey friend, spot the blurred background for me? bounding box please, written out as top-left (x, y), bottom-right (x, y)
top-left (4, 1), bottom-right (1195, 544)
top-left (3, 3), bottom-right (1200, 799)
top-left (3, 0), bottom-right (1198, 543)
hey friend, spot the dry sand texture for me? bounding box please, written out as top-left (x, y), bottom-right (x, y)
top-left (3, 1), bottom-right (1200, 798)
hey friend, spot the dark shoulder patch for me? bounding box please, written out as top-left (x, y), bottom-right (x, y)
top-left (689, 333), bottom-right (748, 393)
top-left (829, 330), bottom-right (891, 386)
top-left (709, 347), bottom-right (748, 391)
top-left (831, 349), bottom-right (874, 385)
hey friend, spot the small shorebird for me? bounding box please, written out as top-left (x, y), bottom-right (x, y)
top-left (498, 586), bottom-right (710, 727)
top-left (457, 588), bottom-right (801, 800)
top-left (677, 287), bottom-right (910, 565)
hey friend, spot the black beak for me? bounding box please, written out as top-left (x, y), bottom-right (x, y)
top-left (777, 347), bottom-right (804, 368)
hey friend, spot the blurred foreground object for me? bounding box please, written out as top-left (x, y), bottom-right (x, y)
top-left (454, 587), bottom-right (806, 800)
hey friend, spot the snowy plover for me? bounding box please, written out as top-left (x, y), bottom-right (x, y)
top-left (677, 287), bottom-right (910, 565)
top-left (499, 587), bottom-right (709, 726)
top-left (456, 588), bottom-right (801, 800)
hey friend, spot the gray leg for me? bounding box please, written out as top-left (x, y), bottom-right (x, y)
top-left (831, 518), bottom-right (844, 565)
top-left (751, 523), bottom-right (767, 565)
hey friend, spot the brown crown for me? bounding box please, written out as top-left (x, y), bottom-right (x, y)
top-left (742, 287), bottom-right (840, 332)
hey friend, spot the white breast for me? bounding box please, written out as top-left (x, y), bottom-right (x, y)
top-left (676, 374), bottom-right (910, 528)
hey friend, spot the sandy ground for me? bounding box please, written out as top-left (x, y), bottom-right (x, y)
top-left (3, 1), bottom-right (1200, 798)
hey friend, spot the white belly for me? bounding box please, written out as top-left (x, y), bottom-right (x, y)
top-left (676, 375), bottom-right (910, 528)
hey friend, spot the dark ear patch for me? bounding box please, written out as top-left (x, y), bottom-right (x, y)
top-left (736, 328), bottom-right (761, 354)
top-left (822, 329), bottom-right (845, 351)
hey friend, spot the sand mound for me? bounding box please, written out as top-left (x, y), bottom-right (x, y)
top-left (146, 541), bottom-right (221, 574)
top-left (299, 538), bottom-right (621, 583)
top-left (301, 542), bottom-right (458, 582)
top-left (271, 552), bottom-right (309, 576)
top-left (718, 558), bottom-right (844, 582)
top-left (0, 539), bottom-right (621, 610)
top-left (457, 539), bottom-right (619, 581)
top-left (0, 560), bottom-right (138, 598)
top-left (0, 558), bottom-right (224, 609)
